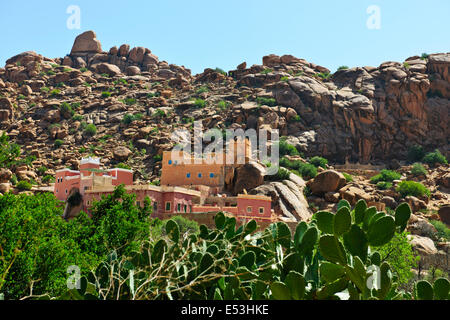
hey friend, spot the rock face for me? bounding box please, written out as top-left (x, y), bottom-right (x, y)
top-left (307, 170), bottom-right (346, 195)
top-left (232, 161), bottom-right (265, 194)
top-left (438, 205), bottom-right (450, 226)
top-left (70, 31), bottom-right (102, 55)
top-left (251, 173), bottom-right (312, 222)
top-left (230, 53), bottom-right (450, 162)
top-left (113, 146), bottom-right (132, 161)
top-left (409, 235), bottom-right (449, 272)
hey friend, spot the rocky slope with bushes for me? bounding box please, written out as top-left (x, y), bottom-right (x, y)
top-left (0, 31), bottom-right (448, 277)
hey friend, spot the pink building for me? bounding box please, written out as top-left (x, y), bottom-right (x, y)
top-left (191, 194), bottom-right (273, 223)
top-left (54, 157), bottom-right (134, 201)
top-left (55, 157), bottom-right (275, 223)
top-left (83, 185), bottom-right (201, 218)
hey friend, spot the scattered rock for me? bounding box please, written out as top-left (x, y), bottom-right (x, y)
top-left (307, 170), bottom-right (346, 195)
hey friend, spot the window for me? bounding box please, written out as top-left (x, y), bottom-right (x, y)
top-left (186, 173), bottom-right (191, 178)
top-left (247, 206), bottom-right (253, 213)
top-left (259, 207), bottom-right (265, 214)
top-left (184, 205), bottom-right (187, 213)
top-left (65, 189), bottom-right (68, 194)
top-left (56, 189), bottom-right (58, 193)
top-left (136, 201), bottom-right (141, 207)
top-left (153, 202), bottom-right (158, 211)
top-left (177, 203), bottom-right (181, 212)
top-left (198, 173), bottom-right (202, 178)
top-left (209, 173), bottom-right (214, 178)
top-left (165, 201), bottom-right (171, 212)
top-left (168, 160), bottom-right (172, 165)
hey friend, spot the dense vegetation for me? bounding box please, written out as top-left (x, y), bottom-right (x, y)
top-left (0, 186), bottom-right (152, 299)
top-left (0, 186), bottom-right (448, 300)
top-left (56, 198), bottom-right (448, 300)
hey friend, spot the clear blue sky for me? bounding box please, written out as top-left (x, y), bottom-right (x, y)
top-left (1, 0), bottom-right (449, 74)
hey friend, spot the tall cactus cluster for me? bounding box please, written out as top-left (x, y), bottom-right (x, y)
top-left (62, 200), bottom-right (449, 300)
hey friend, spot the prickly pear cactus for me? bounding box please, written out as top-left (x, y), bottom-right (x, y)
top-left (60, 200), bottom-right (447, 301)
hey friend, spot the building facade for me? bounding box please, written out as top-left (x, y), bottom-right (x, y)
top-left (55, 152), bottom-right (275, 223)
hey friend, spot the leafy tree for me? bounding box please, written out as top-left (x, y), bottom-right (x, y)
top-left (407, 145), bottom-right (425, 162)
top-left (378, 231), bottom-right (419, 286)
top-left (0, 185), bottom-right (153, 299)
top-left (0, 133), bottom-right (21, 168)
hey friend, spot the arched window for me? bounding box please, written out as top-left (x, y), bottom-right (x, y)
top-left (209, 173), bottom-right (214, 178)
top-left (198, 173), bottom-right (202, 178)
top-left (187, 173), bottom-right (191, 178)
top-left (168, 160), bottom-right (173, 165)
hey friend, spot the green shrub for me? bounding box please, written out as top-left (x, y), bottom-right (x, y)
top-left (377, 181), bottom-right (393, 190)
top-left (122, 113), bottom-right (143, 125)
top-left (403, 62), bottom-right (410, 69)
top-left (297, 163), bottom-right (318, 180)
top-left (278, 138), bottom-right (299, 156)
top-left (266, 167), bottom-right (291, 181)
top-left (429, 220), bottom-right (450, 241)
top-left (54, 139), bottom-right (64, 148)
top-left (83, 124), bottom-right (97, 137)
top-left (370, 170), bottom-right (401, 184)
top-left (117, 163), bottom-right (131, 170)
top-left (337, 66), bottom-right (349, 71)
top-left (47, 70), bottom-right (55, 76)
top-left (122, 98), bottom-right (137, 106)
top-left (261, 68), bottom-right (273, 74)
top-left (290, 115), bottom-right (301, 122)
top-left (10, 174), bottom-right (17, 186)
top-left (17, 94), bottom-right (26, 100)
top-left (214, 68), bottom-right (227, 76)
top-left (153, 109), bottom-right (166, 118)
top-left (316, 72), bottom-right (331, 80)
top-left (407, 145), bottom-right (425, 162)
top-left (72, 114), bottom-right (83, 122)
top-left (421, 53), bottom-right (429, 60)
top-left (37, 166), bottom-right (48, 176)
top-left (378, 231), bottom-right (419, 285)
top-left (101, 91), bottom-right (112, 98)
top-left (196, 86), bottom-right (209, 95)
top-left (217, 100), bottom-right (229, 110)
top-left (194, 99), bottom-right (206, 108)
top-left (80, 67), bottom-right (88, 72)
top-left (411, 163), bottom-right (427, 177)
top-left (42, 175), bottom-right (55, 184)
top-left (280, 76), bottom-right (289, 82)
top-left (309, 156), bottom-right (328, 169)
top-left (60, 102), bottom-right (75, 117)
top-left (71, 102), bottom-right (81, 110)
top-left (256, 97), bottom-right (277, 107)
top-left (397, 181), bottom-right (431, 198)
top-left (153, 154), bottom-right (162, 162)
top-left (50, 89), bottom-right (60, 96)
top-left (422, 150), bottom-right (447, 167)
top-left (16, 180), bottom-right (32, 191)
top-left (40, 87), bottom-right (50, 93)
top-left (342, 172), bottom-right (353, 182)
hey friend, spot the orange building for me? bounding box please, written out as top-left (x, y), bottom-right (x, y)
top-left (161, 138), bottom-right (252, 191)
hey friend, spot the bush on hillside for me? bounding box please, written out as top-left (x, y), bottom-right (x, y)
top-left (396, 181), bottom-right (431, 198)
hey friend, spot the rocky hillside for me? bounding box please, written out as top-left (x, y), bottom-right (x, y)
top-left (0, 30), bottom-right (449, 274)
